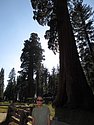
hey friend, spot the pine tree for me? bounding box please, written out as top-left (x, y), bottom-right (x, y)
top-left (70, 0), bottom-right (94, 93)
top-left (4, 68), bottom-right (16, 101)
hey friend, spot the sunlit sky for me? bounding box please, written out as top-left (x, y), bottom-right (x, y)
top-left (0, 0), bottom-right (94, 88)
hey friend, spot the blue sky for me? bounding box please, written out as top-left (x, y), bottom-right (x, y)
top-left (0, 0), bottom-right (94, 88)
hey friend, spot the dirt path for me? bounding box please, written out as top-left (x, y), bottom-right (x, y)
top-left (0, 113), bottom-right (7, 123)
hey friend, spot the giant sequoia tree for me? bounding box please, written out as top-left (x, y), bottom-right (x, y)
top-left (56, 0), bottom-right (94, 108)
top-left (20, 33), bottom-right (44, 98)
top-left (31, 0), bottom-right (94, 108)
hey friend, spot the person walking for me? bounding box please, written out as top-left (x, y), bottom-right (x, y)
top-left (32, 95), bottom-right (50, 125)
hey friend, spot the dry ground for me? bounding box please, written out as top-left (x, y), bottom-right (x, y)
top-left (0, 113), bottom-right (7, 123)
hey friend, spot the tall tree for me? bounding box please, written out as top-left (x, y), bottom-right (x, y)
top-left (35, 67), bottom-right (44, 97)
top-left (20, 33), bottom-right (45, 98)
top-left (0, 68), bottom-right (4, 100)
top-left (70, 0), bottom-right (94, 93)
top-left (31, 0), bottom-right (94, 108)
top-left (4, 68), bottom-right (16, 101)
top-left (53, 0), bottom-right (94, 108)
top-left (70, 0), bottom-right (94, 60)
top-left (35, 66), bottom-right (50, 96)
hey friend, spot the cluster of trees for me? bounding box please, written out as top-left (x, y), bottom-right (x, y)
top-left (4, 67), bottom-right (59, 102)
top-left (4, 33), bottom-right (59, 102)
top-left (0, 0), bottom-right (94, 108)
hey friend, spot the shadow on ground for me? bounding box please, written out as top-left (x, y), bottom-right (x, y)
top-left (55, 107), bottom-right (94, 125)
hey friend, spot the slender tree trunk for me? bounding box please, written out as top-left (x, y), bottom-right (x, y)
top-left (55, 0), bottom-right (94, 108)
top-left (36, 70), bottom-right (40, 96)
top-left (28, 64), bottom-right (35, 98)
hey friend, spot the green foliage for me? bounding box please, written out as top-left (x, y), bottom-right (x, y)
top-left (17, 33), bottom-right (45, 99)
top-left (31, 0), bottom-right (59, 54)
top-left (31, 0), bottom-right (54, 26)
top-left (20, 33), bottom-right (45, 73)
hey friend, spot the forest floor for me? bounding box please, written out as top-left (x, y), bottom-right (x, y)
top-left (1, 103), bottom-right (94, 125)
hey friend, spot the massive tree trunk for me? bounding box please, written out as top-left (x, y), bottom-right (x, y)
top-left (55, 0), bottom-right (94, 108)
